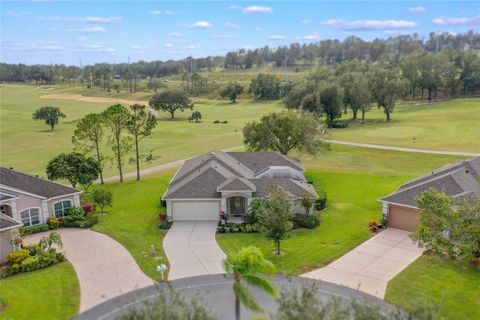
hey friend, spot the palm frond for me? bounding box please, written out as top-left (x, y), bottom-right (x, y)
top-left (243, 274), bottom-right (278, 297)
top-left (234, 282), bottom-right (263, 312)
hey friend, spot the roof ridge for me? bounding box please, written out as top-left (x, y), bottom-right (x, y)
top-left (399, 161), bottom-right (464, 189)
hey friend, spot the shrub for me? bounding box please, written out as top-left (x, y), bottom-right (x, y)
top-left (219, 210), bottom-right (229, 223)
top-left (213, 120), bottom-right (220, 124)
top-left (7, 249), bottom-right (30, 265)
top-left (160, 200), bottom-right (167, 208)
top-left (10, 263), bottom-right (21, 274)
top-left (314, 189), bottom-right (327, 210)
top-left (239, 223), bottom-right (259, 233)
top-left (37, 250), bottom-right (57, 268)
top-left (217, 224), bottom-right (226, 233)
top-left (369, 220), bottom-right (380, 233)
top-left (47, 217), bottom-right (59, 229)
top-left (245, 199), bottom-right (267, 225)
top-left (56, 252), bottom-right (65, 261)
top-left (92, 188), bottom-right (113, 213)
top-left (221, 120), bottom-right (228, 124)
top-left (21, 256), bottom-right (40, 272)
top-left (23, 224), bottom-right (49, 235)
top-left (331, 119), bottom-right (348, 128)
top-left (64, 214), bottom-right (98, 228)
top-left (293, 213), bottom-right (320, 229)
top-left (64, 207), bottom-right (87, 223)
top-left (25, 244), bottom-right (40, 256)
top-left (82, 204), bottom-right (97, 213)
top-left (158, 220), bottom-right (173, 230)
top-left (159, 214), bottom-right (167, 221)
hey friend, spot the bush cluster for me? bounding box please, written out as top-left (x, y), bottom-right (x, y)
top-left (63, 206), bottom-right (98, 228)
top-left (21, 224), bottom-right (49, 235)
top-left (331, 119), bottom-right (348, 128)
top-left (213, 120), bottom-right (228, 124)
top-left (293, 213), bottom-right (320, 229)
top-left (158, 220), bottom-right (173, 230)
top-left (47, 217), bottom-right (59, 229)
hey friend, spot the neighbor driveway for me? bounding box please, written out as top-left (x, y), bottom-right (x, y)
top-left (302, 228), bottom-right (423, 298)
top-left (26, 228), bottom-right (153, 312)
top-left (164, 221), bottom-right (226, 280)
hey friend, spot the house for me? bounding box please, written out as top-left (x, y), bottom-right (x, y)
top-left (162, 151), bottom-right (317, 221)
top-left (0, 167), bottom-right (81, 228)
top-left (0, 213), bottom-right (22, 263)
top-left (379, 157), bottom-right (480, 231)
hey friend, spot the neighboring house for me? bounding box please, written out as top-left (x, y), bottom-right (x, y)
top-left (162, 151), bottom-right (318, 221)
top-left (0, 167), bottom-right (81, 228)
top-left (0, 213), bottom-right (22, 264)
top-left (379, 157), bottom-right (480, 231)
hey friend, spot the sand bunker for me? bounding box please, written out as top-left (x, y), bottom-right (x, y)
top-left (40, 93), bottom-right (149, 106)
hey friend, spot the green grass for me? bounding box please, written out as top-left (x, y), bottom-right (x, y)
top-left (0, 262), bottom-right (80, 320)
top-left (91, 170), bottom-right (173, 280)
top-left (328, 99), bottom-right (480, 153)
top-left (217, 145), bottom-right (465, 274)
top-left (385, 256), bottom-right (480, 320)
top-left (0, 84), bottom-right (281, 176)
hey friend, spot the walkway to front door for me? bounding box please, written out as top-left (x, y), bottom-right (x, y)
top-left (301, 228), bottom-right (423, 298)
top-left (164, 221), bottom-right (226, 280)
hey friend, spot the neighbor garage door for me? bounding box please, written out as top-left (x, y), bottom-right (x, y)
top-left (171, 200), bottom-right (220, 221)
top-left (388, 204), bottom-right (419, 231)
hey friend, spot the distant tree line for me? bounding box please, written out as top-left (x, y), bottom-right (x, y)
top-left (1, 31), bottom-right (479, 85)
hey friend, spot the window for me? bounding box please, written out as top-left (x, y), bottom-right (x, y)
top-left (20, 208), bottom-right (40, 227)
top-left (54, 200), bottom-right (72, 218)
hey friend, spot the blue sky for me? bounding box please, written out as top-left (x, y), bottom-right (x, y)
top-left (1, 1), bottom-right (479, 65)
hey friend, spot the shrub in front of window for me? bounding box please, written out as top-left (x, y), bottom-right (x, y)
top-left (7, 249), bottom-right (30, 265)
top-left (23, 224), bottom-right (49, 235)
top-left (293, 213), bottom-right (320, 229)
top-left (47, 217), bottom-right (59, 229)
top-left (63, 206), bottom-right (98, 228)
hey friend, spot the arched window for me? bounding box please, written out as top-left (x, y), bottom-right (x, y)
top-left (20, 208), bottom-right (40, 227)
top-left (54, 200), bottom-right (72, 218)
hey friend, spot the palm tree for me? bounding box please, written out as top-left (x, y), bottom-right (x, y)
top-left (39, 232), bottom-right (63, 251)
top-left (223, 246), bottom-right (277, 320)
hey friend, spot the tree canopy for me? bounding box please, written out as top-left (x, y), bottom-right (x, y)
top-left (220, 82), bottom-right (244, 103)
top-left (149, 90), bottom-right (193, 119)
top-left (32, 106), bottom-right (66, 131)
top-left (46, 152), bottom-right (101, 188)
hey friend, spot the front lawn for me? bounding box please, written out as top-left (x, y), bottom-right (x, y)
top-left (217, 145), bottom-right (466, 275)
top-left (0, 262), bottom-right (80, 320)
top-left (385, 256), bottom-right (480, 320)
top-left (92, 170), bottom-right (173, 280)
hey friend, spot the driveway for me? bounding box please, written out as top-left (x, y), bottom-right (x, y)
top-left (302, 228), bottom-right (423, 298)
top-left (164, 221), bottom-right (226, 280)
top-left (26, 228), bottom-right (153, 312)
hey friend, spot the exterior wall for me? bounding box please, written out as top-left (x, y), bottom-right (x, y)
top-left (387, 204), bottom-right (420, 232)
top-left (10, 192), bottom-right (44, 224)
top-left (0, 230), bottom-right (14, 264)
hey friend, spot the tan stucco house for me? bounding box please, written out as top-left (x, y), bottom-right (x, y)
top-left (379, 157), bottom-right (480, 231)
top-left (162, 151), bottom-right (317, 221)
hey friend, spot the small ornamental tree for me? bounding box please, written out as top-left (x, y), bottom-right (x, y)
top-left (220, 82), bottom-right (244, 103)
top-left (299, 193), bottom-right (314, 216)
top-left (46, 152), bottom-right (101, 188)
top-left (257, 185), bottom-right (294, 255)
top-left (149, 90), bottom-right (193, 119)
top-left (92, 188), bottom-right (113, 213)
top-left (190, 111), bottom-right (202, 123)
top-left (223, 246), bottom-right (277, 320)
top-left (32, 106), bottom-right (66, 131)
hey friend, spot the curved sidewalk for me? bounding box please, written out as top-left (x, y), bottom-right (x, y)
top-left (26, 228), bottom-right (153, 312)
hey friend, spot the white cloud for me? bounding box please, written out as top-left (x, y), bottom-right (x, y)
top-left (214, 34), bottom-right (234, 39)
top-left (40, 45), bottom-right (64, 51)
top-left (322, 19), bottom-right (417, 30)
top-left (243, 6), bottom-right (273, 14)
top-left (300, 19), bottom-right (311, 24)
top-left (432, 15), bottom-right (480, 26)
top-left (239, 45), bottom-right (256, 50)
top-left (131, 45), bottom-right (146, 49)
top-left (77, 44), bottom-right (115, 53)
top-left (269, 35), bottom-right (286, 40)
top-left (298, 32), bottom-right (320, 40)
top-left (149, 10), bottom-right (173, 16)
top-left (408, 6), bottom-right (427, 13)
top-left (169, 32), bottom-right (183, 38)
top-left (184, 44), bottom-right (199, 49)
top-left (67, 27), bottom-right (107, 33)
top-left (39, 16), bottom-right (122, 24)
top-left (6, 11), bottom-right (30, 17)
top-left (165, 43), bottom-right (173, 48)
top-left (189, 20), bottom-right (213, 29)
top-left (224, 22), bottom-right (240, 29)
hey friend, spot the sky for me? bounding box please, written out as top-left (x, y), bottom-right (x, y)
top-left (1, 1), bottom-right (479, 65)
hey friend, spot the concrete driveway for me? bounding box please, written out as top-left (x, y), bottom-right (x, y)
top-left (26, 228), bottom-right (153, 312)
top-left (164, 221), bottom-right (226, 280)
top-left (302, 228), bottom-right (423, 298)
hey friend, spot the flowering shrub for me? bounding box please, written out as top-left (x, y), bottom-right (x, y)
top-left (82, 204), bottom-right (97, 213)
top-left (219, 210), bottom-right (229, 223)
top-left (159, 213), bottom-right (167, 221)
top-left (369, 220), bottom-right (380, 233)
top-left (7, 249), bottom-right (30, 265)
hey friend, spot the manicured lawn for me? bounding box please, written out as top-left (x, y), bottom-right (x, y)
top-left (91, 170), bottom-right (174, 280)
top-left (217, 145), bottom-right (466, 275)
top-left (1, 262), bottom-right (80, 320)
top-left (0, 84), bottom-right (281, 176)
top-left (328, 98), bottom-right (480, 153)
top-left (385, 256), bottom-right (480, 320)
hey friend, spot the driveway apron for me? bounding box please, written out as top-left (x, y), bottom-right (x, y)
top-left (164, 221), bottom-right (226, 280)
top-left (301, 228), bottom-right (423, 298)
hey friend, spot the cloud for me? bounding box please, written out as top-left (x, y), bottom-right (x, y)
top-left (269, 35), bottom-right (286, 40)
top-left (39, 16), bottom-right (122, 24)
top-left (149, 10), bottom-right (173, 16)
top-left (67, 27), bottom-right (107, 33)
top-left (224, 22), bottom-right (240, 29)
top-left (322, 19), bottom-right (417, 30)
top-left (130, 45), bottom-right (146, 49)
top-left (408, 6), bottom-right (427, 13)
top-left (298, 32), bottom-right (320, 40)
top-left (6, 11), bottom-right (30, 17)
top-left (182, 21), bottom-right (213, 28)
top-left (184, 44), bottom-right (199, 49)
top-left (239, 44), bottom-right (256, 50)
top-left (165, 43), bottom-right (173, 48)
top-left (77, 44), bottom-right (115, 53)
top-left (40, 45), bottom-right (64, 51)
top-left (243, 6), bottom-right (273, 14)
top-left (432, 15), bottom-right (480, 26)
top-left (169, 32), bottom-right (183, 38)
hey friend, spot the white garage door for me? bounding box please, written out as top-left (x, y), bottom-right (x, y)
top-left (171, 200), bottom-right (220, 221)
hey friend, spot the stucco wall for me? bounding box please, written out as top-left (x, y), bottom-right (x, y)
top-left (0, 230), bottom-right (13, 263)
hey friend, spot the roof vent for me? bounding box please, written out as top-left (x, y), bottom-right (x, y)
top-left (35, 175), bottom-right (39, 177)
top-left (9, 167), bottom-right (13, 170)
top-left (210, 152), bottom-right (214, 156)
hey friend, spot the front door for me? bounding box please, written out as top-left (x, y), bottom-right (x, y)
top-left (229, 197), bottom-right (245, 216)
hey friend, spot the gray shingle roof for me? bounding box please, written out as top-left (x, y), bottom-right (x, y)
top-left (380, 157), bottom-right (480, 208)
top-left (0, 213), bottom-right (22, 231)
top-left (0, 167), bottom-right (80, 199)
top-left (163, 151), bottom-right (314, 200)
